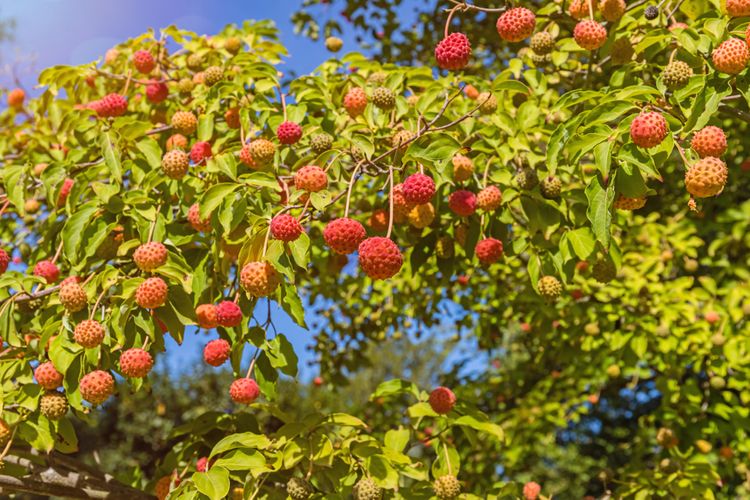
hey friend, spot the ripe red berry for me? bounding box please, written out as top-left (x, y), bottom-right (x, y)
top-left (429, 386), bottom-right (456, 414)
top-left (79, 370), bottom-right (115, 405)
top-left (57, 178), bottom-right (74, 207)
top-left (402, 173), bottom-right (436, 204)
top-left (59, 283), bottom-right (87, 312)
top-left (190, 141), bottom-right (212, 165)
top-left (324, 218), bottom-right (367, 254)
top-left (230, 378), bottom-right (260, 404)
top-left (712, 38), bottom-right (750, 74)
top-left (523, 481), bottom-right (542, 500)
top-left (727, 0), bottom-right (750, 17)
top-left (145, 81), bottom-right (168, 103)
top-left (188, 204), bottom-right (211, 232)
top-left (358, 237), bottom-right (403, 280)
top-left (448, 190), bottom-right (477, 217)
top-left (119, 348), bottom-right (154, 378)
top-left (0, 248), bottom-right (10, 274)
top-left (240, 261), bottom-right (281, 297)
top-left (705, 311), bottom-right (720, 324)
top-left (133, 242), bottom-right (168, 272)
top-left (294, 165), bottom-right (328, 192)
top-left (496, 7), bottom-right (536, 42)
top-left (270, 214), bottom-right (303, 242)
top-left (630, 112), bottom-right (668, 148)
top-left (133, 50), bottom-right (156, 73)
top-left (435, 32), bottom-right (472, 70)
top-left (35, 361), bottom-right (63, 390)
top-left (196, 457), bottom-right (211, 472)
top-left (33, 260), bottom-right (60, 284)
top-left (573, 20), bottom-right (608, 50)
top-left (225, 107), bottom-right (240, 129)
top-left (343, 87), bottom-right (368, 117)
top-left (135, 277), bottom-right (168, 309)
top-left (203, 339), bottom-right (231, 366)
top-left (276, 121), bottom-right (303, 145)
top-left (690, 126), bottom-right (727, 158)
top-left (216, 300), bottom-right (243, 327)
top-left (7, 88), bottom-right (24, 109)
top-left (74, 319), bottom-right (105, 348)
top-left (94, 93), bottom-right (128, 117)
top-left (477, 186), bottom-right (502, 211)
top-left (475, 238), bottom-right (504, 265)
top-left (195, 304), bottom-right (218, 329)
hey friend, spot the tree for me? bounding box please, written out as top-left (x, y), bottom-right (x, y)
top-left (1, 0), bottom-right (750, 497)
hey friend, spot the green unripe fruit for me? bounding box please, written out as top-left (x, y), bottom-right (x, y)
top-left (592, 258), bottom-right (616, 283)
top-left (310, 133), bottom-right (333, 154)
top-left (584, 322), bottom-right (600, 335)
top-left (178, 78), bottom-right (195, 94)
top-left (709, 376), bottom-right (726, 390)
top-left (531, 31), bottom-right (555, 55)
top-left (433, 475), bottom-right (461, 499)
top-left (477, 92), bottom-right (497, 114)
top-left (538, 275), bottom-right (562, 300)
top-left (683, 258), bottom-right (699, 272)
top-left (606, 364), bottom-right (621, 378)
top-left (204, 66), bottom-right (224, 87)
top-left (186, 53), bottom-right (204, 70)
top-left (711, 333), bottom-right (726, 346)
top-left (662, 60), bottom-right (692, 90)
top-left (287, 477), bottom-right (313, 500)
top-left (515, 167), bottom-right (539, 190)
top-left (371, 87), bottom-right (395, 110)
top-left (368, 71), bottom-right (387, 85)
top-left (40, 391), bottom-right (69, 420)
top-left (325, 36), bottom-right (343, 52)
top-left (540, 175), bottom-right (562, 199)
top-left (353, 477), bottom-right (382, 500)
top-left (224, 37), bottom-right (242, 54)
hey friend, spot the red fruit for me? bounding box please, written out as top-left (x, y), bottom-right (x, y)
top-left (691, 126), bottom-right (727, 158)
top-left (8, 88), bottom-right (24, 109)
top-left (402, 173), bottom-right (436, 204)
top-left (35, 361), bottom-right (63, 390)
top-left (475, 238), bottom-right (504, 265)
top-left (324, 218), bottom-right (367, 254)
top-left (188, 204), bottom-right (211, 232)
top-left (448, 190), bottom-right (477, 217)
top-left (520, 322), bottom-right (532, 332)
top-left (79, 370), bottom-right (115, 405)
top-left (477, 186), bottom-right (502, 211)
top-left (94, 93), bottom-right (128, 117)
top-left (270, 214), bottom-right (303, 242)
top-left (313, 376), bottom-right (323, 386)
top-left (369, 209), bottom-right (388, 232)
top-left (523, 481), bottom-right (542, 500)
top-left (203, 339), bottom-right (231, 366)
top-left (74, 319), bottom-right (105, 348)
top-left (276, 121), bottom-right (303, 145)
top-left (712, 38), bottom-right (750, 75)
top-left (240, 261), bottom-right (281, 297)
top-left (155, 475), bottom-right (180, 500)
top-left (195, 304), bottom-right (218, 329)
top-left (190, 141), bottom-right (212, 165)
top-left (294, 165), bottom-right (328, 192)
top-left (630, 112), bottom-right (668, 148)
top-left (33, 260), bottom-right (60, 284)
top-left (343, 87), bottom-right (368, 117)
top-left (669, 22), bottom-right (689, 31)
top-left (573, 20), bottom-right (608, 50)
top-left (230, 378), bottom-right (260, 404)
top-left (705, 311), bottom-right (720, 324)
top-left (119, 348), bottom-right (154, 378)
top-left (429, 386), bottom-right (456, 414)
top-left (196, 457), bottom-right (211, 472)
top-left (133, 242), bottom-right (168, 272)
top-left (60, 275), bottom-right (81, 287)
top-left (225, 107), bottom-right (241, 129)
top-left (496, 7), bottom-right (536, 42)
top-left (741, 159), bottom-right (750, 171)
top-left (133, 50), bottom-right (156, 73)
top-left (216, 300), bottom-right (242, 327)
top-left (727, 0), bottom-right (750, 17)
top-left (59, 283), bottom-right (87, 312)
top-left (457, 274), bottom-right (469, 286)
top-left (145, 81), bottom-right (168, 103)
top-left (358, 237), bottom-right (403, 280)
top-left (0, 248), bottom-right (9, 274)
top-left (135, 277), bottom-right (168, 309)
top-left (239, 144), bottom-right (258, 169)
top-left (435, 32), bottom-right (472, 70)
top-left (57, 178), bottom-right (74, 207)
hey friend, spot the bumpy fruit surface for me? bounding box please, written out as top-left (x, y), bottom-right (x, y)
top-left (145, 81), bottom-right (168, 103)
top-left (166, 134), bottom-right (188, 151)
top-left (538, 276), bottom-right (562, 300)
top-left (224, 107), bottom-right (240, 129)
top-left (287, 477), bottom-right (314, 499)
top-left (0, 248), bottom-right (9, 274)
top-left (371, 87), bottom-right (396, 110)
top-left (476, 238), bottom-right (504, 265)
top-left (408, 203), bottom-right (435, 229)
top-left (59, 283), bottom-right (87, 312)
top-left (271, 214), bottom-right (303, 242)
top-left (178, 77), bottom-right (195, 94)
top-left (325, 36), bottom-right (343, 52)
top-left (344, 87), bottom-right (368, 117)
top-left (248, 138), bottom-right (276, 165)
top-left (599, 0), bottom-right (626, 21)
top-left (8, 88), bottom-right (24, 108)
top-left (133, 242), bottom-right (168, 272)
top-left (119, 348), bottom-right (154, 378)
top-left (190, 141), bottom-right (212, 164)
top-left (353, 478), bottom-right (382, 500)
top-left (92, 93), bottom-right (128, 118)
top-left (592, 258), bottom-right (616, 283)
top-left (171, 111), bottom-right (198, 135)
top-left (644, 5), bottom-right (659, 18)
top-left (80, 370), bottom-right (115, 405)
top-left (34, 260), bottom-right (60, 284)
top-left (74, 319), bottom-right (106, 348)
top-left (392, 184), bottom-right (415, 224)
top-left (690, 126), bottom-right (727, 158)
top-left (276, 121), bottom-right (303, 145)
top-left (523, 481), bottom-right (542, 500)
top-left (568, 0), bottom-right (596, 19)
top-left (477, 92), bottom-right (498, 114)
top-left (662, 61), bottom-right (692, 90)
top-left (574, 20), bottom-right (607, 50)
top-left (203, 339), bottom-right (231, 366)
top-left (712, 38), bottom-right (749, 74)
top-left (435, 32), bottom-right (471, 70)
top-left (358, 237), bottom-right (403, 280)
top-left (614, 195), bottom-right (646, 210)
top-left (540, 176), bottom-right (562, 199)
top-left (448, 190), bottom-right (477, 217)
top-left (496, 7), bottom-right (536, 42)
top-left (135, 277), bottom-right (168, 309)
top-left (402, 173), bottom-right (436, 204)
top-left (324, 218), bottom-right (367, 254)
top-left (40, 391), bottom-right (68, 420)
top-left (310, 133), bottom-right (333, 154)
top-left (216, 300), bottom-right (243, 327)
top-left (240, 261), bottom-right (281, 297)
top-left (162, 149), bottom-right (190, 179)
top-left (203, 66), bottom-right (223, 86)
top-left (630, 112), bottom-right (668, 148)
top-left (434, 475), bottom-right (461, 499)
top-left (392, 129), bottom-right (415, 150)
top-left (429, 386), bottom-right (456, 414)
top-left (685, 157), bottom-right (728, 198)
top-left (727, 0), bottom-right (750, 16)
top-left (477, 186), bottom-right (502, 211)
top-left (230, 378), bottom-right (260, 404)
top-left (57, 178), bottom-right (74, 207)
top-left (530, 32), bottom-right (555, 55)
top-left (464, 84), bottom-right (479, 99)
top-left (294, 165), bottom-right (328, 192)
top-left (188, 204), bottom-right (211, 232)
top-left (133, 50), bottom-right (156, 73)
top-left (196, 304), bottom-right (219, 329)
top-left (35, 361), bottom-right (63, 390)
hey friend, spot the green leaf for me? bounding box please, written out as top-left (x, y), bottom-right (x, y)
top-left (100, 131), bottom-right (122, 182)
top-left (135, 138), bottom-right (162, 168)
top-left (210, 432), bottom-right (271, 457)
top-left (62, 202), bottom-right (99, 261)
top-left (585, 175), bottom-right (615, 249)
top-left (453, 415), bottom-right (505, 442)
top-left (265, 333), bottom-right (298, 377)
top-left (200, 183), bottom-right (239, 219)
top-left (193, 467), bottom-right (230, 500)
top-left (564, 228), bottom-right (596, 260)
top-left (371, 379), bottom-right (420, 400)
top-left (384, 428), bottom-right (411, 453)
